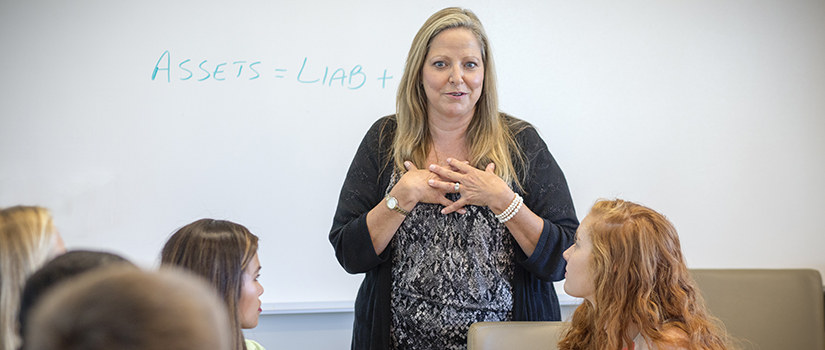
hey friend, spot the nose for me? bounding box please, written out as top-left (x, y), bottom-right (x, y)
top-left (449, 66), bottom-right (462, 85)
top-left (258, 283), bottom-right (264, 296)
top-left (562, 246), bottom-right (571, 261)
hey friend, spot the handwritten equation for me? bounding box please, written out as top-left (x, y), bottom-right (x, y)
top-left (151, 50), bottom-right (395, 90)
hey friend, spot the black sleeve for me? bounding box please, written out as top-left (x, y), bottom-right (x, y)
top-left (329, 117), bottom-right (394, 274)
top-left (513, 126), bottom-right (579, 282)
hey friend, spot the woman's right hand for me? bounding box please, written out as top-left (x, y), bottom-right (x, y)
top-left (392, 161), bottom-right (456, 210)
top-left (366, 160), bottom-right (457, 255)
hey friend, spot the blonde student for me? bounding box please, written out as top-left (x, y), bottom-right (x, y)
top-left (0, 206), bottom-right (66, 350)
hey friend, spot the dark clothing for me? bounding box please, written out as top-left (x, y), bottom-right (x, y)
top-left (329, 115), bottom-right (578, 350)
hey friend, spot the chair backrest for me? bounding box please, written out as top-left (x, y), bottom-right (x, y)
top-left (467, 321), bottom-right (568, 350)
top-left (691, 269), bottom-right (825, 350)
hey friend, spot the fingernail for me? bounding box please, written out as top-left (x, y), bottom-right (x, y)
top-left (440, 209), bottom-right (447, 214)
top-left (404, 161), bottom-right (411, 168)
top-left (446, 158), bottom-right (453, 163)
top-left (459, 209), bottom-right (467, 214)
top-left (429, 164), bottom-right (436, 170)
top-left (428, 179), bottom-right (435, 185)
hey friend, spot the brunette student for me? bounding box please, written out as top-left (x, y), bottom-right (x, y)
top-left (18, 250), bottom-right (135, 342)
top-left (24, 267), bottom-right (231, 350)
top-left (161, 219), bottom-right (266, 350)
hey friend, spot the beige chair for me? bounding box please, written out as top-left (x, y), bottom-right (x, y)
top-left (467, 321), bottom-right (568, 350)
top-left (691, 269), bottom-right (825, 350)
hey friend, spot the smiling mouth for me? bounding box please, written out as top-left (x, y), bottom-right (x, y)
top-left (447, 92), bottom-right (467, 97)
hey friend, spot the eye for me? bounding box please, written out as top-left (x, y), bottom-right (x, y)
top-left (433, 61), bottom-right (446, 68)
top-left (465, 61), bottom-right (478, 69)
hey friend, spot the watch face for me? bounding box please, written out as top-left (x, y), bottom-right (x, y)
top-left (387, 196), bottom-right (398, 209)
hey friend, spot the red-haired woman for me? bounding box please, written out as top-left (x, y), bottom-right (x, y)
top-left (560, 199), bottom-right (731, 350)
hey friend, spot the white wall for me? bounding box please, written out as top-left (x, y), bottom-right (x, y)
top-left (2, 0), bottom-right (823, 329)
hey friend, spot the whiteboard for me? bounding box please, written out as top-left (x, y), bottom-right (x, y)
top-left (2, 0), bottom-right (824, 307)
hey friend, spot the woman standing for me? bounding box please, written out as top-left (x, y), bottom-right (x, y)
top-left (330, 7), bottom-right (578, 349)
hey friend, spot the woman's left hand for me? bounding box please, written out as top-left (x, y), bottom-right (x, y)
top-left (428, 158), bottom-right (514, 215)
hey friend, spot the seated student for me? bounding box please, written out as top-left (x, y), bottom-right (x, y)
top-left (559, 199), bottom-right (730, 350)
top-left (23, 267), bottom-right (230, 350)
top-left (18, 250), bottom-right (135, 340)
top-left (0, 206), bottom-right (66, 350)
top-left (161, 219), bottom-right (265, 350)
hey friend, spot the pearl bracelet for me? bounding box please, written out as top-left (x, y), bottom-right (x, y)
top-left (494, 194), bottom-right (519, 220)
top-left (495, 193), bottom-right (523, 223)
top-left (500, 198), bottom-right (523, 223)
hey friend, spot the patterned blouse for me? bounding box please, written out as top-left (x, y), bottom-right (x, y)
top-left (387, 172), bottom-right (516, 349)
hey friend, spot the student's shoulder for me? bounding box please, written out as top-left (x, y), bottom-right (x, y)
top-left (245, 338), bottom-right (266, 350)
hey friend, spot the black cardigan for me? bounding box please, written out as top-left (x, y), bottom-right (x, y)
top-left (329, 116), bottom-right (578, 350)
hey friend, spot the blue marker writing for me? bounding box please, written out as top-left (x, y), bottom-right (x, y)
top-left (152, 50), bottom-right (171, 82)
top-left (179, 59), bottom-right (193, 80)
top-left (349, 65), bottom-right (366, 90)
top-left (249, 61), bottom-right (261, 80)
top-left (198, 60), bottom-right (211, 81)
top-left (296, 57), bottom-right (320, 84)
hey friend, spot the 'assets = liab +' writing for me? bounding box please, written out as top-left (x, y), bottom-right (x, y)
top-left (151, 50), bottom-right (394, 90)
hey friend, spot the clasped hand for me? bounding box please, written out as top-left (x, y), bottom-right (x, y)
top-left (396, 158), bottom-right (513, 215)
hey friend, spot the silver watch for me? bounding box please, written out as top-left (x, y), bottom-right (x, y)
top-left (386, 195), bottom-right (409, 216)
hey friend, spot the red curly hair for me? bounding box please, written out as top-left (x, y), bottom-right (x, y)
top-left (558, 199), bottom-right (730, 350)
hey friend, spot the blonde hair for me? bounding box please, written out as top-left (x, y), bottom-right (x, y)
top-left (161, 219), bottom-right (259, 350)
top-left (24, 267), bottom-right (231, 350)
top-left (392, 7), bottom-right (528, 189)
top-left (559, 199), bottom-right (730, 350)
top-left (0, 206), bottom-right (59, 350)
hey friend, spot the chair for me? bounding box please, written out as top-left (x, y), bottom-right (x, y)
top-left (690, 269), bottom-right (825, 350)
top-left (467, 321), bottom-right (568, 350)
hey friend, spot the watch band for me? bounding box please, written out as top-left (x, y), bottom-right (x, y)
top-left (391, 205), bottom-right (409, 216)
top-left (386, 195), bottom-right (409, 216)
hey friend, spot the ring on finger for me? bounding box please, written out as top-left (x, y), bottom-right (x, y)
top-left (454, 182), bottom-right (460, 192)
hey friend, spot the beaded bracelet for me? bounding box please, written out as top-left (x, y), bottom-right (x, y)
top-left (494, 194), bottom-right (519, 221)
top-left (500, 198), bottom-right (523, 223)
top-left (495, 193), bottom-right (523, 223)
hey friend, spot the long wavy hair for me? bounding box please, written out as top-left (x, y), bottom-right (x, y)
top-left (160, 219), bottom-right (258, 350)
top-left (558, 199), bottom-right (730, 350)
top-left (0, 206), bottom-right (60, 350)
top-left (391, 7), bottom-right (528, 189)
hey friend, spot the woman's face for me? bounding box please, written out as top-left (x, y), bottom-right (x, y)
top-left (421, 27), bottom-right (484, 122)
top-left (238, 253), bottom-right (263, 328)
top-left (562, 216), bottom-right (596, 303)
